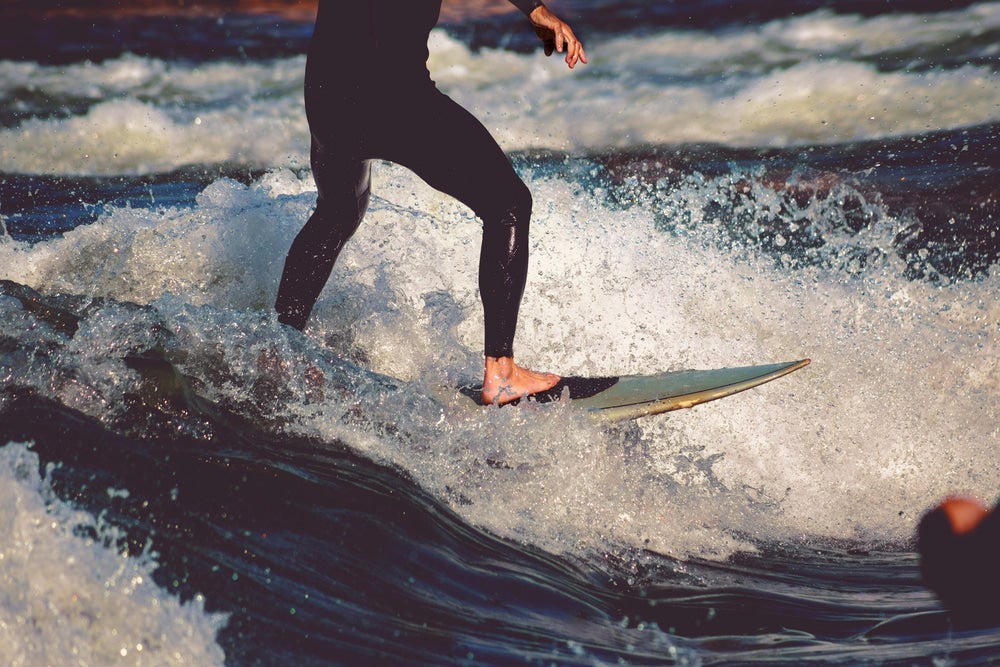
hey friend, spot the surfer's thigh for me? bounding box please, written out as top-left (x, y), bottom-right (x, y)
top-left (304, 83), bottom-right (374, 227)
top-left (379, 89), bottom-right (528, 221)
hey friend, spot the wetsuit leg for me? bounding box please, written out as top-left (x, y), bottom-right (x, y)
top-left (274, 140), bottom-right (371, 330)
top-left (369, 89), bottom-right (532, 358)
top-left (478, 194), bottom-right (531, 359)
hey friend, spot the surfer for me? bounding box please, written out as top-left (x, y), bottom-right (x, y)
top-left (274, 0), bottom-right (587, 405)
top-left (917, 495), bottom-right (1000, 620)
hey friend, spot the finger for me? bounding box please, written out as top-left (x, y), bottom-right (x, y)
top-left (558, 27), bottom-right (580, 65)
top-left (565, 38), bottom-right (584, 68)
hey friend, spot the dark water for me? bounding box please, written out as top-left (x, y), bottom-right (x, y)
top-left (1, 1), bottom-right (999, 664)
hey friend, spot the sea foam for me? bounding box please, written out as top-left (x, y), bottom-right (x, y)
top-left (0, 442), bottom-right (228, 666)
top-left (5, 167), bottom-right (994, 558)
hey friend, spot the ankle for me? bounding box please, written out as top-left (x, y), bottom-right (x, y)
top-left (484, 355), bottom-right (515, 380)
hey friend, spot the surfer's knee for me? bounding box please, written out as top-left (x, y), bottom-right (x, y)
top-left (306, 179), bottom-right (370, 247)
top-left (506, 180), bottom-right (532, 228)
top-left (275, 179), bottom-right (371, 331)
top-left (482, 179), bottom-right (532, 237)
top-left (309, 156), bottom-right (371, 240)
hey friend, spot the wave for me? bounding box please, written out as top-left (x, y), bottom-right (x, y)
top-left (3, 5), bottom-right (999, 665)
top-left (1, 168), bottom-right (997, 558)
top-left (7, 388), bottom-right (962, 666)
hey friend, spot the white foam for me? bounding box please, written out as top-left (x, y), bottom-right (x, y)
top-left (2, 164), bottom-right (998, 558)
top-left (0, 55), bottom-right (308, 175)
top-left (432, 4), bottom-right (1000, 150)
top-left (0, 442), bottom-right (228, 665)
top-left (0, 171), bottom-right (313, 307)
top-left (0, 96), bottom-right (308, 176)
top-left (322, 166), bottom-right (1000, 551)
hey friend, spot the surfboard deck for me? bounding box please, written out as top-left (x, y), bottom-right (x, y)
top-left (461, 359), bottom-right (810, 423)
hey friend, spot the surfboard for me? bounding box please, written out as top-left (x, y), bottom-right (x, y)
top-left (462, 359), bottom-right (810, 423)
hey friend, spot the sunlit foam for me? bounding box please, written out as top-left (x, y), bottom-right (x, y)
top-left (0, 442), bottom-right (228, 665)
top-left (3, 167), bottom-right (997, 560)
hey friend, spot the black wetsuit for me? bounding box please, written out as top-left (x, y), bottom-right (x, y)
top-left (275, 0), bottom-right (544, 358)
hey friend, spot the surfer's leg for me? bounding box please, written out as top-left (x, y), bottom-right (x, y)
top-left (275, 141), bottom-right (371, 330)
top-left (376, 90), bottom-right (558, 402)
top-left (476, 192), bottom-right (561, 404)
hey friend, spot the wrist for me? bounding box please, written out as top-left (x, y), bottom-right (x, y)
top-left (517, 0), bottom-right (545, 18)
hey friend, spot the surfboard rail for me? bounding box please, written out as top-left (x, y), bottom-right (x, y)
top-left (575, 358), bottom-right (811, 422)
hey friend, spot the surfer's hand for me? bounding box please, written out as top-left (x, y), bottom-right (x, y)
top-left (528, 6), bottom-right (588, 69)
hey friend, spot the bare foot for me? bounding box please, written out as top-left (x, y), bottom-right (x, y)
top-left (481, 355), bottom-right (560, 405)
